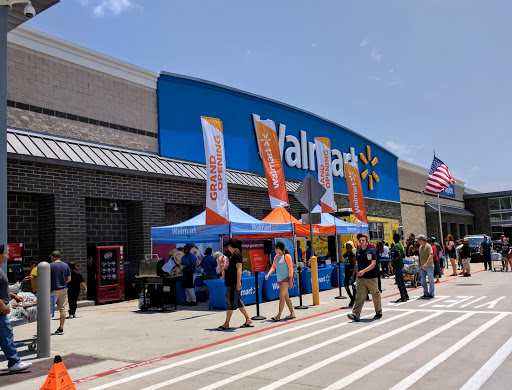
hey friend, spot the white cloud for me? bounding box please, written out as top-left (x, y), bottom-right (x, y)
top-left (312, 43), bottom-right (318, 48)
top-left (360, 40), bottom-right (368, 47)
top-left (368, 76), bottom-right (381, 81)
top-left (389, 67), bottom-right (395, 73)
top-left (246, 49), bottom-right (253, 55)
top-left (81, 0), bottom-right (141, 18)
top-left (388, 80), bottom-right (401, 87)
top-left (370, 48), bottom-right (382, 62)
top-left (385, 141), bottom-right (424, 156)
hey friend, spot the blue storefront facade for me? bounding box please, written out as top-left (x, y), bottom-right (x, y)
top-left (157, 72), bottom-right (400, 205)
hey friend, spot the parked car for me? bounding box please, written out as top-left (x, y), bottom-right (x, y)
top-left (464, 235), bottom-right (491, 262)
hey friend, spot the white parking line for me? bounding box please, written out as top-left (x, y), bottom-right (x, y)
top-left (88, 311), bottom-right (349, 390)
top-left (197, 311), bottom-right (417, 390)
top-left (459, 334), bottom-right (512, 390)
top-left (138, 312), bottom-right (378, 390)
top-left (460, 296), bottom-right (486, 308)
top-left (445, 296), bottom-right (474, 308)
top-left (256, 312), bottom-right (443, 390)
top-left (323, 312), bottom-right (474, 389)
top-left (419, 296), bottom-right (449, 307)
top-left (388, 313), bottom-right (509, 390)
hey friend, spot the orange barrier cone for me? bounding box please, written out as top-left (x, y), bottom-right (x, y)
top-left (40, 355), bottom-right (77, 390)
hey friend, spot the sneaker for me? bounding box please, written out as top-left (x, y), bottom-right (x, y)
top-left (428, 294), bottom-right (435, 298)
top-left (394, 298), bottom-right (406, 303)
top-left (420, 295), bottom-right (431, 299)
top-left (55, 327), bottom-right (64, 335)
top-left (8, 360), bottom-right (32, 373)
top-left (347, 313), bottom-right (360, 322)
top-left (374, 313), bottom-right (382, 319)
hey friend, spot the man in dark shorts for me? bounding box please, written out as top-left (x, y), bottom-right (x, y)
top-left (216, 238), bottom-right (253, 330)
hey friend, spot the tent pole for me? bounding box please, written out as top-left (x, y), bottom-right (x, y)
top-left (335, 234), bottom-right (346, 300)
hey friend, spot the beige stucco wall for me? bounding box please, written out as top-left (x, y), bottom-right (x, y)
top-left (6, 44), bottom-right (158, 152)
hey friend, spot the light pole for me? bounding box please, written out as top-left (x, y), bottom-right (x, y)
top-left (0, 5), bottom-right (8, 274)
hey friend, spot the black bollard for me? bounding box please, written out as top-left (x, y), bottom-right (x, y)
top-left (251, 271), bottom-right (266, 320)
top-left (335, 261), bottom-right (347, 299)
top-left (294, 266), bottom-right (308, 310)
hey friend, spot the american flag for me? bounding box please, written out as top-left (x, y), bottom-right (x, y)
top-left (425, 156), bottom-right (456, 194)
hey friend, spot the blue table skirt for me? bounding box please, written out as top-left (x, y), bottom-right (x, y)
top-left (330, 263), bottom-right (345, 288)
top-left (299, 265), bottom-right (339, 294)
top-left (261, 273), bottom-right (299, 301)
top-left (175, 275), bottom-right (208, 304)
top-left (203, 275), bottom-right (264, 310)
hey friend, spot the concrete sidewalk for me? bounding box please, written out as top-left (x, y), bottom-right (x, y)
top-left (1, 262), bottom-right (488, 388)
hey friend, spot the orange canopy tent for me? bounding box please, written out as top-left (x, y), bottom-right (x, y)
top-left (262, 207), bottom-right (336, 237)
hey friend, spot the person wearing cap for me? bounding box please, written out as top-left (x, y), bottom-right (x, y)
top-left (479, 236), bottom-right (493, 271)
top-left (343, 241), bottom-right (357, 307)
top-left (347, 235), bottom-right (382, 322)
top-left (49, 250), bottom-right (71, 334)
top-left (0, 244), bottom-right (32, 373)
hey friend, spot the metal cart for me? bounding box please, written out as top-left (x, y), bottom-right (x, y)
top-left (403, 257), bottom-right (420, 288)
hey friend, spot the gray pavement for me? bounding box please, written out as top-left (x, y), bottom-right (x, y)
top-left (2, 262), bottom-right (512, 389)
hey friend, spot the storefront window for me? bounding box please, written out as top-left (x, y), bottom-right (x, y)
top-left (489, 198), bottom-right (500, 211)
top-left (500, 197), bottom-right (512, 211)
top-left (490, 213), bottom-right (502, 222)
top-left (369, 222), bottom-right (384, 241)
top-left (502, 212), bottom-right (512, 221)
top-left (492, 226), bottom-right (504, 240)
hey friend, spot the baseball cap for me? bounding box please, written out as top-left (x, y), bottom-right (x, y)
top-left (49, 250), bottom-right (62, 258)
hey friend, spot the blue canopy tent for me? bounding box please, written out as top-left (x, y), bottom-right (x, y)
top-left (151, 201), bottom-right (294, 243)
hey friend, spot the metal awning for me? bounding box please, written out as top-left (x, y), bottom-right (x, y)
top-left (425, 201), bottom-right (475, 217)
top-left (5, 0), bottom-right (59, 31)
top-left (6, 128), bottom-right (300, 192)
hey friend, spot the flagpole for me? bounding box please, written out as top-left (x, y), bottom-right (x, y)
top-left (437, 193), bottom-right (444, 247)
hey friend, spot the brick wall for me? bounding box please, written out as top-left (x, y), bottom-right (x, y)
top-left (465, 198), bottom-right (492, 235)
top-left (7, 193), bottom-right (39, 263)
top-left (6, 44), bottom-right (158, 152)
top-left (7, 158), bottom-right (402, 298)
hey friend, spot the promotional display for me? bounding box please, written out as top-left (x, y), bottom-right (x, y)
top-left (315, 137), bottom-right (335, 213)
top-left (158, 73), bottom-right (400, 203)
top-left (254, 115), bottom-right (289, 208)
top-left (87, 245), bottom-right (125, 304)
top-left (151, 200), bottom-right (294, 243)
top-left (344, 161), bottom-right (369, 224)
top-left (201, 116), bottom-right (229, 225)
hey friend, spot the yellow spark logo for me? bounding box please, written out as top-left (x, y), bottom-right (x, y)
top-left (197, 225), bottom-right (206, 234)
top-left (359, 145), bottom-right (380, 191)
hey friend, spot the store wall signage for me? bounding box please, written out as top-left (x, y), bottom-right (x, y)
top-left (157, 73), bottom-right (400, 202)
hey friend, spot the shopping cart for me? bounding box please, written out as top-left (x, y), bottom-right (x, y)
top-left (403, 256), bottom-right (420, 288)
top-left (491, 252), bottom-right (504, 272)
top-left (10, 292), bottom-right (38, 351)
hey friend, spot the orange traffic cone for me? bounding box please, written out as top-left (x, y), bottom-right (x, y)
top-left (40, 355), bottom-right (76, 390)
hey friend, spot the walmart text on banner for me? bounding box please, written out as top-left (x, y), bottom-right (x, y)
top-left (344, 161), bottom-right (368, 224)
top-left (315, 137), bottom-right (335, 213)
top-left (201, 117), bottom-right (229, 225)
top-left (255, 118), bottom-right (290, 208)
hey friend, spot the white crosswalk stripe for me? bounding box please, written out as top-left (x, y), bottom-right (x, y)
top-left (92, 309), bottom-right (512, 390)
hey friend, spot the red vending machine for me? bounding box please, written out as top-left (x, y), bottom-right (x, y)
top-left (91, 245), bottom-right (125, 304)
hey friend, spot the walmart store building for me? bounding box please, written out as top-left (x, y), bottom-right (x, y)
top-left (4, 27), bottom-right (474, 297)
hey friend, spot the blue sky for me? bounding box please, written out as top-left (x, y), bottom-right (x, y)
top-left (25, 0), bottom-right (512, 192)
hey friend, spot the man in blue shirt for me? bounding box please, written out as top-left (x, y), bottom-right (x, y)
top-left (181, 245), bottom-right (198, 305)
top-left (347, 235), bottom-right (382, 322)
top-left (200, 248), bottom-right (217, 280)
top-left (49, 251), bottom-right (71, 335)
top-left (296, 242), bottom-right (303, 262)
top-left (480, 236), bottom-right (493, 271)
top-left (305, 241), bottom-right (312, 265)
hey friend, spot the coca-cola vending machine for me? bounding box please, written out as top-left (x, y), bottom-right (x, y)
top-left (88, 245), bottom-right (125, 304)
